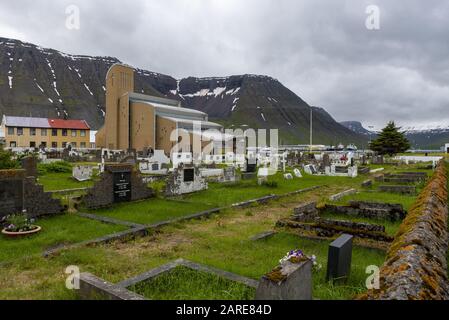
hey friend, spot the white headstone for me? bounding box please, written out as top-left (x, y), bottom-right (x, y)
top-left (72, 165), bottom-right (93, 182)
top-left (293, 168), bottom-right (302, 178)
top-left (284, 173), bottom-right (293, 180)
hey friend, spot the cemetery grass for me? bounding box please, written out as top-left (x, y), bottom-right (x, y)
top-left (129, 265), bottom-right (256, 300)
top-left (83, 163), bottom-right (428, 225)
top-left (0, 187), bottom-right (385, 300)
top-left (37, 172), bottom-right (94, 191)
top-left (83, 172), bottom-right (368, 225)
top-left (0, 163), bottom-right (432, 299)
top-left (85, 198), bottom-right (215, 225)
top-left (0, 214), bottom-right (126, 263)
top-left (320, 211), bottom-right (401, 236)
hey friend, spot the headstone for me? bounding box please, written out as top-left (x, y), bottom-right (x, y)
top-left (83, 164), bottom-right (154, 209)
top-left (255, 260), bottom-right (313, 300)
top-left (284, 173), bottom-right (293, 180)
top-left (21, 156), bottom-right (38, 177)
top-left (303, 164), bottom-right (314, 175)
top-left (220, 166), bottom-right (239, 183)
top-left (322, 153), bottom-right (330, 168)
top-left (246, 161), bottom-right (257, 173)
top-left (326, 234), bottom-right (353, 282)
top-left (164, 164), bottom-right (208, 196)
top-left (72, 165), bottom-right (93, 182)
top-left (113, 170), bottom-right (132, 203)
top-left (293, 168), bottom-right (302, 178)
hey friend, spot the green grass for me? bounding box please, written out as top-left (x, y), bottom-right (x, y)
top-left (37, 172), bottom-right (94, 191)
top-left (0, 162), bottom-right (433, 299)
top-left (0, 214), bottom-right (126, 263)
top-left (334, 191), bottom-right (417, 211)
top-left (129, 265), bottom-right (255, 300)
top-left (181, 232), bottom-right (385, 300)
top-left (320, 211), bottom-right (401, 236)
top-left (85, 198), bottom-right (215, 225)
top-left (178, 172), bottom-right (365, 208)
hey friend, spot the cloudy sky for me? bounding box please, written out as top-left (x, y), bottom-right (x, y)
top-left (0, 0), bottom-right (448, 129)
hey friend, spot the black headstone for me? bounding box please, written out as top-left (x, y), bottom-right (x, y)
top-left (183, 168), bottom-right (195, 182)
top-left (113, 171), bottom-right (132, 203)
top-left (326, 234), bottom-right (353, 282)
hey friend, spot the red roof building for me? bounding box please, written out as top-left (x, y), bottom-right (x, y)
top-left (47, 119), bottom-right (90, 130)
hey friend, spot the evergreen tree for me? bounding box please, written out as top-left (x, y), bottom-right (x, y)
top-left (369, 121), bottom-right (411, 156)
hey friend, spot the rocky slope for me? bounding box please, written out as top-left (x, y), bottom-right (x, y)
top-left (0, 37), bottom-right (365, 145)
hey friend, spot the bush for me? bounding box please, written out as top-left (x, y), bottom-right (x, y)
top-left (38, 161), bottom-right (72, 174)
top-left (262, 180), bottom-right (278, 188)
top-left (0, 146), bottom-right (19, 170)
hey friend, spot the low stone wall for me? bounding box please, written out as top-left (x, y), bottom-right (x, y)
top-left (277, 218), bottom-right (393, 242)
top-left (324, 201), bottom-right (406, 222)
top-left (24, 177), bottom-right (65, 218)
top-left (378, 185), bottom-right (416, 195)
top-left (292, 202), bottom-right (318, 222)
top-left (329, 189), bottom-right (357, 201)
top-left (360, 161), bottom-right (449, 300)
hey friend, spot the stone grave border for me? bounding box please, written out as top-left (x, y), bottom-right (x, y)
top-left (78, 258), bottom-right (258, 300)
top-left (329, 188), bottom-right (357, 201)
top-left (43, 186), bottom-right (324, 258)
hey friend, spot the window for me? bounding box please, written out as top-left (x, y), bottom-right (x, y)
top-left (71, 142), bottom-right (77, 148)
top-left (62, 129), bottom-right (68, 137)
top-left (41, 128), bottom-right (47, 136)
top-left (80, 142), bottom-right (86, 148)
top-left (71, 130), bottom-right (77, 137)
top-left (41, 142), bottom-right (47, 148)
top-left (52, 129), bottom-right (58, 136)
top-left (80, 130), bottom-right (86, 137)
top-left (62, 142), bottom-right (67, 148)
top-left (30, 128), bottom-right (36, 136)
top-left (7, 127), bottom-right (14, 135)
top-left (17, 127), bottom-right (23, 136)
top-left (52, 142), bottom-right (57, 148)
top-left (9, 141), bottom-right (16, 147)
top-left (30, 141), bottom-right (36, 148)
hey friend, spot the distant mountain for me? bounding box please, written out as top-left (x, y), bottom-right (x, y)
top-left (340, 120), bottom-right (449, 149)
top-left (0, 37), bottom-right (366, 145)
top-left (339, 121), bottom-right (373, 136)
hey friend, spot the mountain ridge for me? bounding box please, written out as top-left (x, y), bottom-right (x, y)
top-left (0, 37), bottom-right (366, 145)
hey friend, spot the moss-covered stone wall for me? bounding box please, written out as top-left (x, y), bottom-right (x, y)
top-left (359, 161), bottom-right (449, 300)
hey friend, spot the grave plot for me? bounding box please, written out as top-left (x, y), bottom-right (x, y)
top-left (277, 205), bottom-right (394, 246)
top-left (83, 164), bottom-right (154, 209)
top-left (0, 214), bottom-right (126, 263)
top-left (79, 260), bottom-right (257, 300)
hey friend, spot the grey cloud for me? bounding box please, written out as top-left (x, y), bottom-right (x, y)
top-left (0, 0), bottom-right (448, 128)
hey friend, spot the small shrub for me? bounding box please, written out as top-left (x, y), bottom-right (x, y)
top-left (262, 180), bottom-right (278, 188)
top-left (38, 161), bottom-right (72, 173)
top-left (0, 146), bottom-right (19, 170)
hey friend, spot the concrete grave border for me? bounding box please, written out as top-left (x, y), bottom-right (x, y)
top-left (78, 258), bottom-right (258, 300)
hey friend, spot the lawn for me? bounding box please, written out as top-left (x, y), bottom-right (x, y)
top-left (129, 265), bottom-right (256, 300)
top-left (173, 171), bottom-right (366, 208)
top-left (83, 171), bottom-right (366, 225)
top-left (0, 161), bottom-right (436, 300)
top-left (85, 198), bottom-right (215, 225)
top-left (0, 214), bottom-right (126, 263)
top-left (320, 211), bottom-right (402, 236)
top-left (37, 172), bottom-right (94, 192)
